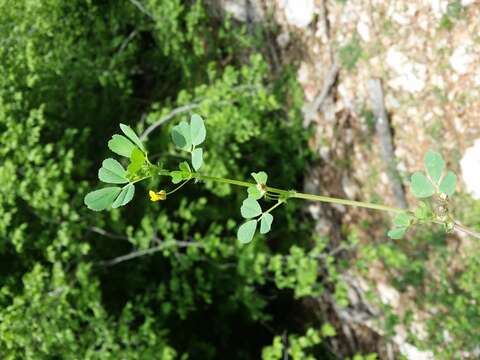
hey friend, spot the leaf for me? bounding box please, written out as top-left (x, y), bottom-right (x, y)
top-left (179, 161), bottom-right (191, 173)
top-left (393, 213), bottom-right (412, 227)
top-left (247, 186), bottom-right (262, 200)
top-left (410, 172), bottom-right (435, 198)
top-left (387, 227), bottom-right (407, 240)
top-left (112, 183), bottom-right (135, 208)
top-left (260, 213), bottom-right (273, 234)
top-left (120, 123), bottom-right (145, 152)
top-left (424, 150), bottom-right (445, 184)
top-left (415, 201), bottom-right (432, 221)
top-left (321, 323), bottom-right (337, 337)
top-left (98, 158), bottom-right (128, 184)
top-left (170, 171), bottom-right (184, 184)
top-left (191, 148), bottom-right (203, 171)
top-left (127, 147), bottom-right (145, 174)
top-left (190, 114), bottom-right (206, 146)
top-left (171, 120), bottom-right (192, 151)
top-left (84, 187), bottom-right (121, 211)
top-left (241, 197), bottom-right (262, 219)
top-left (439, 170), bottom-right (457, 196)
top-left (251, 171), bottom-right (268, 185)
top-left (237, 220), bottom-right (257, 244)
top-left (108, 134), bottom-right (136, 158)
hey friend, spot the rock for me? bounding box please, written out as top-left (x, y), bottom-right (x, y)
top-left (276, 31), bottom-right (290, 48)
top-left (461, 139), bottom-right (480, 199)
top-left (386, 48), bottom-right (427, 93)
top-left (450, 44), bottom-right (475, 75)
top-left (356, 18), bottom-right (370, 42)
top-left (284, 0), bottom-right (315, 28)
top-left (222, 0), bottom-right (264, 22)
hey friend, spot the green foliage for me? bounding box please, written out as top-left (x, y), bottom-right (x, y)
top-left (260, 213), bottom-right (274, 234)
top-left (339, 36), bottom-right (363, 70)
top-left (237, 220), bottom-right (258, 244)
top-left (241, 197), bottom-right (263, 218)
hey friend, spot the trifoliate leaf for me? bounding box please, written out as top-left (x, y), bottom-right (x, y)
top-left (127, 147), bottom-right (145, 174)
top-left (192, 148), bottom-right (203, 171)
top-left (410, 172), bottom-right (435, 198)
top-left (190, 114), bottom-right (206, 146)
top-left (260, 213), bottom-right (273, 234)
top-left (237, 220), bottom-right (257, 244)
top-left (387, 227), bottom-right (407, 239)
top-left (98, 158), bottom-right (128, 184)
top-left (424, 150), bottom-right (445, 184)
top-left (241, 197), bottom-right (262, 219)
top-left (120, 123), bottom-right (145, 152)
top-left (439, 170), bottom-right (457, 196)
top-left (108, 134), bottom-right (136, 158)
top-left (112, 183), bottom-right (135, 208)
top-left (251, 171), bottom-right (268, 185)
top-left (84, 187), bottom-right (121, 211)
top-left (171, 120), bottom-right (192, 151)
top-left (393, 213), bottom-right (412, 227)
top-left (247, 186), bottom-right (262, 200)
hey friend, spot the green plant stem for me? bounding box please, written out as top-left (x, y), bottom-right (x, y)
top-left (189, 172), bottom-right (406, 214)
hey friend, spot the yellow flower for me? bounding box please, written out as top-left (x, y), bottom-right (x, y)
top-left (149, 190), bottom-right (166, 201)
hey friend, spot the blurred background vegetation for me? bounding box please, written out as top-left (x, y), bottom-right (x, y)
top-left (1, 0), bottom-right (480, 359)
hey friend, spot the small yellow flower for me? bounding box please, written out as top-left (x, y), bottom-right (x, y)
top-left (149, 190), bottom-right (166, 201)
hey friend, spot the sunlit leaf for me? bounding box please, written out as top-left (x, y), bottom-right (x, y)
top-left (251, 171), bottom-right (268, 185)
top-left (127, 147), bottom-right (145, 174)
top-left (247, 186), bottom-right (262, 200)
top-left (120, 123), bottom-right (145, 152)
top-left (260, 213), bottom-right (273, 234)
top-left (439, 170), bottom-right (457, 196)
top-left (424, 150), bottom-right (445, 184)
top-left (192, 147), bottom-right (203, 171)
top-left (84, 187), bottom-right (121, 211)
top-left (112, 183), bottom-right (135, 208)
top-left (98, 158), bottom-right (128, 184)
top-left (237, 220), bottom-right (257, 244)
top-left (108, 134), bottom-right (136, 158)
top-left (190, 114), bottom-right (206, 146)
top-left (241, 197), bottom-right (262, 219)
top-left (410, 172), bottom-right (435, 198)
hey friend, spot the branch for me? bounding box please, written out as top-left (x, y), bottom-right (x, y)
top-left (99, 240), bottom-right (203, 267)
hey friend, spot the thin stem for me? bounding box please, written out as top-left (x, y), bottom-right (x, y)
top-left (262, 200), bottom-right (284, 216)
top-left (167, 179), bottom-right (191, 195)
top-left (191, 172), bottom-right (405, 214)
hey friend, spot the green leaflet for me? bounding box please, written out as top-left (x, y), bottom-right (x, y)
top-left (108, 134), bottom-right (136, 158)
top-left (410, 172), bottom-right (435, 198)
top-left (251, 171), bottom-right (267, 185)
top-left (120, 123), bottom-right (146, 152)
top-left (190, 114), bottom-right (206, 146)
top-left (387, 227), bottom-right (407, 240)
top-left (260, 213), bottom-right (273, 234)
top-left (127, 148), bottom-right (145, 174)
top-left (98, 158), bottom-right (128, 184)
top-left (84, 187), bottom-right (122, 211)
top-left (237, 220), bottom-right (257, 244)
top-left (424, 150), bottom-right (445, 184)
top-left (112, 183), bottom-right (135, 208)
top-left (393, 213), bottom-right (412, 227)
top-left (171, 120), bottom-right (192, 151)
top-left (192, 148), bottom-right (203, 171)
top-left (247, 186), bottom-right (262, 200)
top-left (241, 197), bottom-right (262, 219)
top-left (439, 171), bottom-right (457, 196)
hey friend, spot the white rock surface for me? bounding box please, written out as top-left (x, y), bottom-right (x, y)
top-left (450, 45), bottom-right (475, 75)
top-left (461, 139), bottom-right (480, 199)
top-left (284, 0), bottom-right (315, 28)
top-left (356, 17), bottom-right (371, 42)
top-left (386, 48), bottom-right (427, 93)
